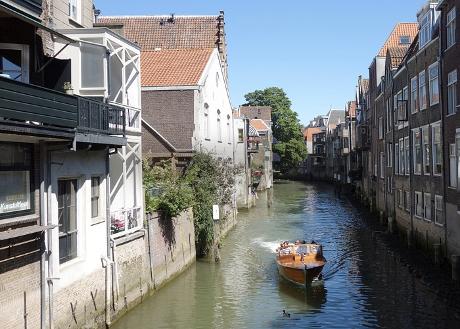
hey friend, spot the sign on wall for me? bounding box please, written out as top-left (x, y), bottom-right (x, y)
top-left (213, 205), bottom-right (219, 220)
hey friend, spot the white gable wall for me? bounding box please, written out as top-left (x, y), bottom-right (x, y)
top-left (193, 49), bottom-right (234, 161)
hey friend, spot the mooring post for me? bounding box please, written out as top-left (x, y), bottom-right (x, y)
top-left (452, 255), bottom-right (460, 281)
top-left (407, 229), bottom-right (412, 248)
top-left (387, 217), bottom-right (394, 234)
top-left (433, 244), bottom-right (441, 265)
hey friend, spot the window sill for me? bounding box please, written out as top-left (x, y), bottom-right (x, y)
top-left (444, 43), bottom-right (456, 53)
top-left (446, 112), bottom-right (457, 118)
top-left (60, 256), bottom-right (85, 271)
top-left (434, 222), bottom-right (444, 227)
top-left (415, 215), bottom-right (423, 219)
top-left (423, 218), bottom-right (432, 223)
top-left (91, 217), bottom-right (105, 226)
top-left (68, 17), bottom-right (83, 27)
top-left (113, 229), bottom-right (145, 246)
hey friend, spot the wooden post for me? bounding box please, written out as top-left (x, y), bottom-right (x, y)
top-left (452, 255), bottom-right (460, 281)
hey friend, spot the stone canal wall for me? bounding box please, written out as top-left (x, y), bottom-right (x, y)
top-left (111, 208), bottom-right (196, 326)
top-left (45, 209), bottom-right (196, 329)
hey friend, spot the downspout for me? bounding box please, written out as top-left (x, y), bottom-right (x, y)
top-left (39, 141), bottom-right (46, 329)
top-left (105, 147), bottom-right (113, 327)
top-left (438, 31), bottom-right (448, 257)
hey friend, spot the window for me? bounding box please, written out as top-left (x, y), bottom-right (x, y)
top-left (58, 179), bottom-right (78, 264)
top-left (399, 138), bottom-right (405, 175)
top-left (378, 117), bottom-right (383, 139)
top-left (380, 152), bottom-right (384, 179)
top-left (411, 76), bottom-right (418, 114)
top-left (428, 62), bottom-right (439, 105)
top-left (405, 191), bottom-right (411, 212)
top-left (447, 70), bottom-right (457, 115)
top-left (435, 195), bottom-right (444, 225)
top-left (204, 103), bottom-right (210, 140)
top-left (395, 143), bottom-right (400, 174)
top-left (91, 177), bottom-right (100, 218)
top-left (415, 191), bottom-right (423, 218)
top-left (419, 11), bottom-right (432, 49)
top-left (450, 144), bottom-right (457, 188)
top-left (457, 136), bottom-right (460, 191)
top-left (393, 94), bottom-right (398, 125)
top-left (69, 0), bottom-right (81, 22)
top-left (419, 71), bottom-right (427, 110)
top-left (413, 129), bottom-right (422, 175)
top-left (400, 35), bottom-right (411, 45)
top-left (386, 99), bottom-right (391, 132)
top-left (238, 128), bottom-right (244, 143)
top-left (447, 7), bottom-right (456, 48)
top-left (432, 123), bottom-right (442, 175)
top-left (405, 136), bottom-right (410, 176)
top-left (422, 126), bottom-right (430, 175)
top-left (387, 143), bottom-right (393, 167)
top-left (398, 190), bottom-right (403, 208)
top-left (0, 43), bottom-right (29, 83)
top-left (80, 40), bottom-right (105, 88)
top-left (0, 143), bottom-right (33, 217)
top-left (217, 110), bottom-right (222, 142)
top-left (424, 193), bottom-right (432, 221)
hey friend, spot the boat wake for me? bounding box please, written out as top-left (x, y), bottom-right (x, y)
top-left (251, 237), bottom-right (280, 253)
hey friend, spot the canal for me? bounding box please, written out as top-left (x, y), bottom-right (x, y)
top-left (112, 181), bottom-right (460, 329)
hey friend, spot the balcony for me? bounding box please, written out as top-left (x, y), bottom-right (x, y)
top-left (7, 0), bottom-right (42, 15)
top-left (0, 76), bottom-right (126, 144)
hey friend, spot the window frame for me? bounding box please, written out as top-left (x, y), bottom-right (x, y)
top-left (432, 122), bottom-right (442, 176)
top-left (58, 178), bottom-right (79, 264)
top-left (419, 71), bottom-right (427, 110)
top-left (0, 43), bottom-right (30, 83)
top-left (423, 192), bottom-right (432, 221)
top-left (428, 62), bottom-right (440, 106)
top-left (447, 70), bottom-right (457, 115)
top-left (69, 0), bottom-right (81, 23)
top-left (449, 143), bottom-right (457, 188)
top-left (447, 7), bottom-right (456, 49)
top-left (411, 76), bottom-right (418, 114)
top-left (91, 176), bottom-right (101, 219)
top-left (0, 142), bottom-right (34, 219)
top-left (413, 129), bottom-right (422, 175)
top-left (434, 195), bottom-right (444, 226)
top-left (422, 125), bottom-right (430, 175)
top-left (415, 191), bottom-right (423, 218)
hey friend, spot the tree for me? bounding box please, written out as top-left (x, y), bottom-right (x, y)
top-left (244, 87), bottom-right (307, 173)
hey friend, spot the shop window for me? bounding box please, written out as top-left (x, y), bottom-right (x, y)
top-left (0, 143), bottom-right (33, 218)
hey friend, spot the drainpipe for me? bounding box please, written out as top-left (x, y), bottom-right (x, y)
top-left (105, 147), bottom-right (113, 327)
top-left (438, 30), bottom-right (448, 257)
top-left (39, 141), bottom-right (46, 329)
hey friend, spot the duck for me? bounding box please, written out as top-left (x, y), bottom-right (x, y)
top-left (282, 310), bottom-right (290, 318)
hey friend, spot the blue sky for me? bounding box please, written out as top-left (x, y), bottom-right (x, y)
top-left (94, 0), bottom-right (426, 125)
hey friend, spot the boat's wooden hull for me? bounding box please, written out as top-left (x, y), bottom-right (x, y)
top-left (277, 262), bottom-right (325, 286)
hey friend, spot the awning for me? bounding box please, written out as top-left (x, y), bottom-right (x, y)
top-left (0, 3), bottom-right (76, 43)
top-left (0, 224), bottom-right (57, 240)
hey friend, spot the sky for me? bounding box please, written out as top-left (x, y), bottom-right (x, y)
top-left (94, 0), bottom-right (427, 125)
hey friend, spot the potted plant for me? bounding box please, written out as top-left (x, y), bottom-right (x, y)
top-left (63, 82), bottom-right (73, 95)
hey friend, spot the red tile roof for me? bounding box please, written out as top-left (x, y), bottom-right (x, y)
top-left (250, 119), bottom-right (270, 132)
top-left (387, 46), bottom-right (410, 69)
top-left (141, 48), bottom-right (213, 87)
top-left (97, 15), bottom-right (222, 51)
top-left (378, 23), bottom-right (418, 57)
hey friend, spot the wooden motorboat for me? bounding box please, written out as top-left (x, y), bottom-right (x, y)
top-left (276, 242), bottom-right (326, 286)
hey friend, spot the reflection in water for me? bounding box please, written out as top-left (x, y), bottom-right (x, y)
top-left (112, 181), bottom-right (460, 329)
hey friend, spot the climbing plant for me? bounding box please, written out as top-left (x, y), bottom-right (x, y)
top-left (143, 159), bottom-right (193, 218)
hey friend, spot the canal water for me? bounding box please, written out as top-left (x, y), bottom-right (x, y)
top-left (112, 181), bottom-right (460, 329)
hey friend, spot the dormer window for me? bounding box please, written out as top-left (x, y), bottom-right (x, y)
top-left (399, 35), bottom-right (411, 45)
top-left (419, 11), bottom-right (432, 49)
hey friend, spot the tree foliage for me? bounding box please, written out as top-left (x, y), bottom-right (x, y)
top-left (244, 87), bottom-right (307, 172)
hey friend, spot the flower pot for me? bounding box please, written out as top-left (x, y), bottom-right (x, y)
top-left (65, 89), bottom-right (74, 95)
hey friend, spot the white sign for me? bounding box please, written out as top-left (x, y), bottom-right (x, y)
top-left (213, 205), bottom-right (219, 220)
